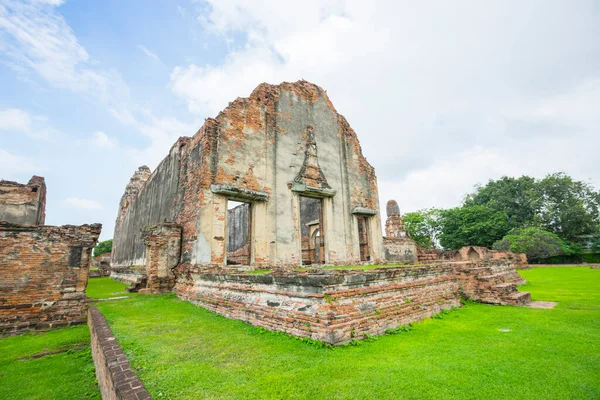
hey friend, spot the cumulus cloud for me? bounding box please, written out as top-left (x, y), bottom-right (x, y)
top-left (171, 0), bottom-right (600, 214)
top-left (137, 45), bottom-right (160, 62)
top-left (64, 197), bottom-right (104, 210)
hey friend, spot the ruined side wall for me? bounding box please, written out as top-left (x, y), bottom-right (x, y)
top-left (174, 265), bottom-right (461, 345)
top-left (0, 176), bottom-right (46, 225)
top-left (111, 144), bottom-right (184, 283)
top-left (0, 222), bottom-right (101, 335)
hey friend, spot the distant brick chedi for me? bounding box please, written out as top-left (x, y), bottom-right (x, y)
top-left (0, 176), bottom-right (101, 335)
top-left (112, 80), bottom-right (529, 344)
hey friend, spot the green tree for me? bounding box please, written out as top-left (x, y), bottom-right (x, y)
top-left (536, 172), bottom-right (600, 242)
top-left (438, 206), bottom-right (508, 249)
top-left (492, 227), bottom-right (567, 261)
top-left (403, 208), bottom-right (442, 248)
top-left (93, 239), bottom-right (113, 257)
top-left (465, 176), bottom-right (539, 231)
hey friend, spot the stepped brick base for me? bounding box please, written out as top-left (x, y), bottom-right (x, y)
top-left (174, 260), bottom-right (530, 345)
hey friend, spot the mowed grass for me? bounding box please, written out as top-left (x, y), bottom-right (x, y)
top-left (0, 326), bottom-right (100, 400)
top-left (86, 276), bottom-right (133, 299)
top-left (94, 268), bottom-right (600, 400)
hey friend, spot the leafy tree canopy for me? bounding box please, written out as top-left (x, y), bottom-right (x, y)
top-left (93, 239), bottom-right (112, 257)
top-left (464, 172), bottom-right (600, 244)
top-left (465, 175), bottom-right (538, 231)
top-left (403, 208), bottom-right (442, 248)
top-left (536, 173), bottom-right (600, 241)
top-left (438, 205), bottom-right (508, 250)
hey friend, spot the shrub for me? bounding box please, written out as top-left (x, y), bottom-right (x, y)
top-left (493, 227), bottom-right (567, 261)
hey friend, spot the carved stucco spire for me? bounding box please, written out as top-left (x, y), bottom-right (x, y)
top-left (293, 126), bottom-right (331, 190)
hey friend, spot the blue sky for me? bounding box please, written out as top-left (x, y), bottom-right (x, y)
top-left (1, 0), bottom-right (599, 241)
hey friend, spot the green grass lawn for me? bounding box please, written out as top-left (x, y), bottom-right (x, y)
top-left (92, 267), bottom-right (600, 400)
top-left (0, 326), bottom-right (100, 400)
top-left (86, 276), bottom-right (133, 299)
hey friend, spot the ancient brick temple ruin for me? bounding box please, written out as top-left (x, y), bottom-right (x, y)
top-left (112, 80), bottom-right (529, 344)
top-left (0, 176), bottom-right (101, 335)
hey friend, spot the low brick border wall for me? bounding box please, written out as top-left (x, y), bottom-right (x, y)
top-left (88, 306), bottom-right (151, 400)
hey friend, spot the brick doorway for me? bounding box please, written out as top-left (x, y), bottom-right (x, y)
top-left (357, 216), bottom-right (371, 262)
top-left (226, 200), bottom-right (251, 265)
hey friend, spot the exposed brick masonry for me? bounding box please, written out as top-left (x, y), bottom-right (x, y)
top-left (88, 306), bottom-right (151, 400)
top-left (0, 175), bottom-right (46, 225)
top-left (174, 258), bottom-right (528, 345)
top-left (0, 222), bottom-right (101, 335)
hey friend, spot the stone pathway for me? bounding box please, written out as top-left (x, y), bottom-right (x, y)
top-left (526, 301), bottom-right (557, 309)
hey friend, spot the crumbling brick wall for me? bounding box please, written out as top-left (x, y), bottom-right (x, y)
top-left (0, 176), bottom-right (46, 225)
top-left (139, 222), bottom-right (182, 294)
top-left (112, 80), bottom-right (384, 283)
top-left (174, 265), bottom-right (461, 345)
top-left (0, 222), bottom-right (101, 335)
top-left (91, 254), bottom-right (111, 277)
top-left (174, 255), bottom-right (530, 345)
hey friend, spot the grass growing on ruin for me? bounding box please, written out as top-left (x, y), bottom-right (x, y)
top-left (245, 269), bottom-right (273, 275)
top-left (0, 326), bottom-right (100, 400)
top-left (295, 264), bottom-right (415, 272)
top-left (93, 268), bottom-right (600, 400)
top-left (86, 277), bottom-right (133, 299)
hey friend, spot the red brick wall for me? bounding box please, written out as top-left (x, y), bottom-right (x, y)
top-left (0, 176), bottom-right (46, 225)
top-left (174, 265), bottom-right (462, 345)
top-left (174, 259), bottom-right (530, 345)
top-left (0, 222), bottom-right (101, 335)
top-left (88, 306), bottom-right (151, 400)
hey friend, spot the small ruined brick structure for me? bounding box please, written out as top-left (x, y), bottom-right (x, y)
top-left (0, 176), bottom-right (101, 335)
top-left (0, 176), bottom-right (46, 225)
top-left (90, 253), bottom-right (112, 278)
top-left (112, 80), bottom-right (529, 344)
top-left (112, 80), bottom-right (383, 286)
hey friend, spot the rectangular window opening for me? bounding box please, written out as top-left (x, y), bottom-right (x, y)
top-left (299, 196), bottom-right (324, 265)
top-left (227, 200), bottom-right (251, 265)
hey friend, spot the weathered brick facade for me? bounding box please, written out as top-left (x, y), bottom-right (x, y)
top-left (112, 80), bottom-right (384, 287)
top-left (0, 222), bottom-right (101, 335)
top-left (0, 175), bottom-right (46, 226)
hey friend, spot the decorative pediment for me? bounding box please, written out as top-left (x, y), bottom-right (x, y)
top-left (291, 126), bottom-right (336, 197)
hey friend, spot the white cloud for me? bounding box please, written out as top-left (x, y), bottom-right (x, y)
top-left (0, 108), bottom-right (32, 131)
top-left (137, 45), bottom-right (160, 62)
top-left (0, 0), bottom-right (129, 103)
top-left (91, 131), bottom-right (116, 149)
top-left (172, 0), bottom-right (600, 213)
top-left (64, 197), bottom-right (104, 210)
top-left (0, 0), bottom-right (195, 169)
